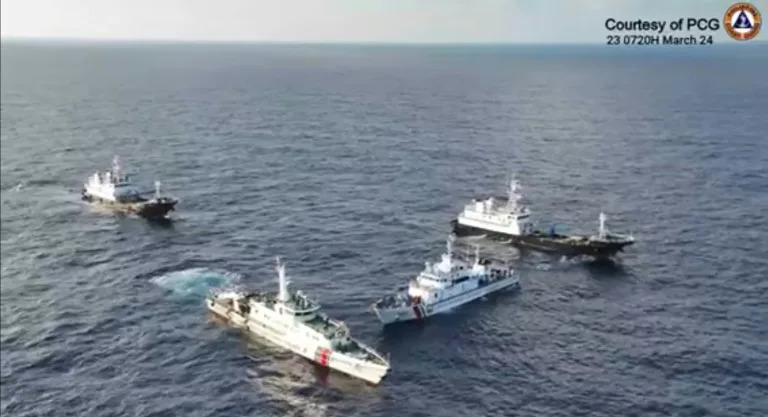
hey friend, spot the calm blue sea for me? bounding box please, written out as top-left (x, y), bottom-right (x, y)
top-left (1, 42), bottom-right (767, 417)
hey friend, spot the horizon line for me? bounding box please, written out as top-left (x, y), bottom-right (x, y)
top-left (0, 35), bottom-right (600, 45)
top-left (3, 35), bottom-right (765, 46)
top-left (0, 36), bottom-right (768, 46)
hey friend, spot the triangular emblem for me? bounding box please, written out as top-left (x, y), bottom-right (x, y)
top-left (734, 10), bottom-right (753, 29)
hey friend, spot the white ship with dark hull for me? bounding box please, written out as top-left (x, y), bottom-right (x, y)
top-left (81, 156), bottom-right (177, 219)
top-left (207, 258), bottom-right (390, 385)
top-left (372, 235), bottom-right (519, 325)
top-left (451, 179), bottom-right (634, 259)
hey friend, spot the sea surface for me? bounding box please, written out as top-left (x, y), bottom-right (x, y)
top-left (1, 42), bottom-right (767, 417)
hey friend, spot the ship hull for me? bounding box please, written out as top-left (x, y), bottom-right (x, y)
top-left (82, 192), bottom-right (176, 219)
top-left (451, 220), bottom-right (632, 259)
top-left (207, 299), bottom-right (389, 385)
top-left (373, 276), bottom-right (519, 325)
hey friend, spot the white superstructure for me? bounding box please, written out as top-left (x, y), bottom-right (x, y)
top-left (83, 156), bottom-right (146, 203)
top-left (207, 258), bottom-right (390, 385)
top-left (372, 235), bottom-right (519, 325)
top-left (456, 178), bottom-right (534, 236)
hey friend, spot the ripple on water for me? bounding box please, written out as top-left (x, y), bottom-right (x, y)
top-left (2, 44), bottom-right (768, 417)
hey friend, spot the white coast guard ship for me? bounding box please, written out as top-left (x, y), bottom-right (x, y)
top-left (81, 156), bottom-right (177, 219)
top-left (207, 258), bottom-right (390, 385)
top-left (372, 235), bottom-right (519, 325)
top-left (451, 178), bottom-right (634, 259)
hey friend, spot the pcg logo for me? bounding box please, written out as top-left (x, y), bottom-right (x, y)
top-left (724, 2), bottom-right (761, 40)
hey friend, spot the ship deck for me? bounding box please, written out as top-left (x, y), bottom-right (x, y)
top-left (528, 230), bottom-right (633, 246)
top-left (240, 291), bottom-right (386, 364)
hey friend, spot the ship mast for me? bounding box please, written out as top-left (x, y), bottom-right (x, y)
top-left (599, 212), bottom-right (607, 238)
top-left (155, 181), bottom-right (161, 199)
top-left (507, 177), bottom-right (521, 211)
top-left (445, 234), bottom-right (454, 263)
top-left (112, 156), bottom-right (121, 181)
top-left (276, 257), bottom-right (289, 302)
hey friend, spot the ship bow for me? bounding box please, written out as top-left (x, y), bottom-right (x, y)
top-left (138, 199), bottom-right (177, 219)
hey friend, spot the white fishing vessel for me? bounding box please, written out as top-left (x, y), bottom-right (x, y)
top-left (372, 235), bottom-right (519, 325)
top-left (451, 177), bottom-right (634, 259)
top-left (81, 156), bottom-right (177, 219)
top-left (207, 258), bottom-right (390, 385)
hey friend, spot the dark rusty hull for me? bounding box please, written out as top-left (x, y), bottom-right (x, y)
top-left (451, 219), bottom-right (633, 259)
top-left (83, 193), bottom-right (177, 219)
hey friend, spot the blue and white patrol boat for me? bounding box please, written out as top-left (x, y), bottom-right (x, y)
top-left (372, 235), bottom-right (519, 325)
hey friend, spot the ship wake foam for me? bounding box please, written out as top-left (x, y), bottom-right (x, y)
top-left (151, 268), bottom-right (241, 298)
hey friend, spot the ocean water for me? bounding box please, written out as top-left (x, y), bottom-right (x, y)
top-left (1, 42), bottom-right (767, 417)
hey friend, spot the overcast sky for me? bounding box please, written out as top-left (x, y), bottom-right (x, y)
top-left (1, 0), bottom-right (762, 43)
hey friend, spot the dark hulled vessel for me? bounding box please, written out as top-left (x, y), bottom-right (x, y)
top-left (451, 179), bottom-right (634, 259)
top-left (81, 156), bottom-right (177, 219)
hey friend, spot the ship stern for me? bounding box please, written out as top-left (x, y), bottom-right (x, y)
top-left (329, 350), bottom-right (390, 385)
top-left (372, 304), bottom-right (421, 325)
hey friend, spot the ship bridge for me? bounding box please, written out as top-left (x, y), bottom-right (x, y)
top-left (457, 179), bottom-right (533, 236)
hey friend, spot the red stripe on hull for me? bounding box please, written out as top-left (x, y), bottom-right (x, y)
top-left (317, 348), bottom-right (331, 366)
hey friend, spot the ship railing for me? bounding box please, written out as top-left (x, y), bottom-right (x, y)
top-left (374, 291), bottom-right (411, 309)
top-left (590, 231), bottom-right (634, 243)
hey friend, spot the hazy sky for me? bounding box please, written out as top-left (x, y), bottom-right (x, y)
top-left (1, 0), bottom-right (764, 43)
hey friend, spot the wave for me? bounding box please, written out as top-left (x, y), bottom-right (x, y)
top-left (1, 182), bottom-right (25, 192)
top-left (150, 268), bottom-right (241, 298)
